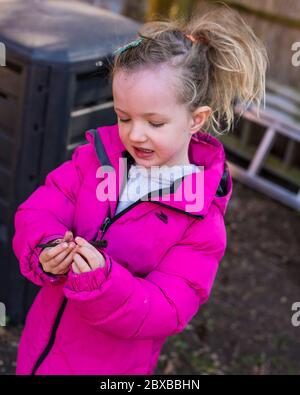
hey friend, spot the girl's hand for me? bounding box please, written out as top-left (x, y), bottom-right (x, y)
top-left (72, 236), bottom-right (106, 274)
top-left (39, 231), bottom-right (76, 275)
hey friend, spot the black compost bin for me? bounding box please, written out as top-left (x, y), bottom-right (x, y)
top-left (0, 0), bottom-right (141, 324)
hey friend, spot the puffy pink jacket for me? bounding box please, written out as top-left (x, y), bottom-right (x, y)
top-left (12, 123), bottom-right (233, 375)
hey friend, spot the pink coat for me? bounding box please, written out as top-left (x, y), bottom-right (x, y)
top-left (12, 123), bottom-right (233, 375)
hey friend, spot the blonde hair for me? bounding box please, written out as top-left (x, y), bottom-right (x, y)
top-left (109, 2), bottom-right (269, 135)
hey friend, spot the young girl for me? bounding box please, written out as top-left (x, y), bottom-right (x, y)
top-left (12, 5), bottom-right (267, 375)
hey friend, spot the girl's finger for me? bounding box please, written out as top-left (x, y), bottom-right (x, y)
top-left (73, 252), bottom-right (91, 273)
top-left (64, 230), bottom-right (74, 242)
top-left (54, 266), bottom-right (70, 276)
top-left (74, 238), bottom-right (105, 268)
top-left (51, 243), bottom-right (75, 266)
top-left (75, 236), bottom-right (99, 255)
top-left (72, 261), bottom-right (80, 274)
top-left (53, 247), bottom-right (77, 273)
top-left (44, 242), bottom-right (69, 261)
top-left (75, 246), bottom-right (100, 270)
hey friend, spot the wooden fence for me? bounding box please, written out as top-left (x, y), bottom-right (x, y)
top-left (145, 0), bottom-right (300, 90)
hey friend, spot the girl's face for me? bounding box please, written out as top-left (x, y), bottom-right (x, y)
top-left (112, 66), bottom-right (209, 168)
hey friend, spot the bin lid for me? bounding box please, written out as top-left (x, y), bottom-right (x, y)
top-left (0, 0), bottom-right (141, 64)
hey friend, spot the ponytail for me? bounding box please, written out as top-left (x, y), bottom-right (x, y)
top-left (186, 2), bottom-right (269, 133)
top-left (111, 2), bottom-right (269, 134)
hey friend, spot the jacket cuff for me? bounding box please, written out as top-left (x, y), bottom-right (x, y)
top-left (65, 251), bottom-right (112, 292)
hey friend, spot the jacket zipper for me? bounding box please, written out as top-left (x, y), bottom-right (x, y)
top-left (30, 179), bottom-right (203, 374)
top-left (31, 297), bottom-right (68, 375)
top-left (98, 199), bottom-right (204, 239)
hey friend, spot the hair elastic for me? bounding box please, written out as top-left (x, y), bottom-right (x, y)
top-left (185, 33), bottom-right (210, 47)
top-left (185, 34), bottom-right (196, 42)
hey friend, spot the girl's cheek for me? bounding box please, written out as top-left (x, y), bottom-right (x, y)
top-left (118, 130), bottom-right (128, 144)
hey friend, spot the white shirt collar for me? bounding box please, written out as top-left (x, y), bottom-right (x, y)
top-left (128, 163), bottom-right (200, 184)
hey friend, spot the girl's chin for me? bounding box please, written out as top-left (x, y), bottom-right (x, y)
top-left (135, 159), bottom-right (156, 169)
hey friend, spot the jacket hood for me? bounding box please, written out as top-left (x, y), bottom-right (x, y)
top-left (85, 124), bottom-right (233, 218)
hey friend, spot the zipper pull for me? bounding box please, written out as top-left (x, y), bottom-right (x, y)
top-left (100, 217), bottom-right (111, 233)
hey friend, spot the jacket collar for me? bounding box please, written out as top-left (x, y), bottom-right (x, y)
top-left (85, 124), bottom-right (232, 218)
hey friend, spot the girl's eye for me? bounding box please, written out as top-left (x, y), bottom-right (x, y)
top-left (150, 122), bottom-right (164, 128)
top-left (119, 119), bottom-right (164, 128)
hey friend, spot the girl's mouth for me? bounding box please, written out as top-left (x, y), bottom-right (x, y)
top-left (133, 147), bottom-right (155, 159)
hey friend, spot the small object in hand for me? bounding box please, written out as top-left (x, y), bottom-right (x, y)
top-left (36, 241), bottom-right (62, 248)
top-left (36, 239), bottom-right (107, 248)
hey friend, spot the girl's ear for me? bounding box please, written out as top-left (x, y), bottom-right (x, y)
top-left (190, 106), bottom-right (212, 134)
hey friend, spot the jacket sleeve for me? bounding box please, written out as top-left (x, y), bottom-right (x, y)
top-left (12, 143), bottom-right (94, 287)
top-left (63, 208), bottom-right (227, 340)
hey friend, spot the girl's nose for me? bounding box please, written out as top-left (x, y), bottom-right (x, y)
top-left (129, 127), bottom-right (147, 142)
